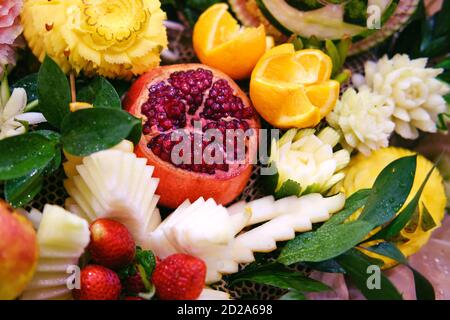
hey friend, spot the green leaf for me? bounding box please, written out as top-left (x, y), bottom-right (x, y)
top-left (362, 242), bottom-right (408, 264)
top-left (0, 133), bottom-right (57, 180)
top-left (322, 189), bottom-right (371, 228)
top-left (336, 249), bottom-right (403, 300)
top-left (135, 247), bottom-right (156, 278)
top-left (369, 161), bottom-right (433, 241)
top-left (127, 119), bottom-right (143, 146)
top-left (11, 73), bottom-right (38, 102)
top-left (279, 290), bottom-right (306, 300)
top-left (302, 259), bottom-right (345, 274)
top-left (325, 40), bottom-right (341, 77)
top-left (433, 0), bottom-right (450, 37)
top-left (278, 156), bottom-right (416, 265)
top-left (363, 242), bottom-right (435, 300)
top-left (274, 179), bottom-right (301, 199)
top-left (77, 77), bottom-right (122, 109)
top-left (4, 168), bottom-right (44, 208)
top-left (61, 108), bottom-right (141, 156)
top-left (411, 268), bottom-right (435, 300)
top-left (436, 58), bottom-right (450, 70)
top-left (34, 130), bottom-right (62, 175)
top-left (421, 203), bottom-right (437, 232)
top-left (37, 56), bottom-right (71, 129)
top-left (359, 156), bottom-right (417, 227)
top-left (278, 219), bottom-right (373, 264)
top-left (404, 207), bottom-right (420, 234)
top-left (230, 263), bottom-right (330, 293)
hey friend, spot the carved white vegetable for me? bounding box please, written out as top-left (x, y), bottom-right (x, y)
top-left (64, 147), bottom-right (161, 247)
top-left (21, 205), bottom-right (90, 300)
top-left (148, 193), bottom-right (345, 283)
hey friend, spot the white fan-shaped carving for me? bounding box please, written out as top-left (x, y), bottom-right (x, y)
top-left (21, 205), bottom-right (90, 300)
top-left (64, 149), bottom-right (161, 247)
top-left (148, 193), bottom-right (345, 283)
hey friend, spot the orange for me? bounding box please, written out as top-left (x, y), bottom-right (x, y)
top-left (250, 44), bottom-right (339, 129)
top-left (193, 3), bottom-right (267, 80)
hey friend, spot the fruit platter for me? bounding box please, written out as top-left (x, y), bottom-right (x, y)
top-left (0, 0), bottom-right (450, 301)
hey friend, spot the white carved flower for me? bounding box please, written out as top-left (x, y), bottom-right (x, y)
top-left (327, 87), bottom-right (395, 156)
top-left (364, 54), bottom-right (450, 139)
top-left (269, 127), bottom-right (350, 195)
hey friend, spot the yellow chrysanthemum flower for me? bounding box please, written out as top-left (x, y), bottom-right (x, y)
top-left (22, 0), bottom-right (168, 79)
top-left (336, 147), bottom-right (446, 267)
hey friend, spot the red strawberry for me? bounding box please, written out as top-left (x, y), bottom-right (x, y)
top-left (152, 253), bottom-right (206, 300)
top-left (73, 265), bottom-right (122, 300)
top-left (88, 218), bottom-right (136, 269)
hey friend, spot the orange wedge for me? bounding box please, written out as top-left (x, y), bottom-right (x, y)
top-left (193, 3), bottom-right (267, 80)
top-left (250, 44), bottom-right (339, 129)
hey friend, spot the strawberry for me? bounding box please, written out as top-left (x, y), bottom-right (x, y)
top-left (88, 218), bottom-right (136, 269)
top-left (152, 253), bottom-right (206, 300)
top-left (73, 265), bottom-right (122, 300)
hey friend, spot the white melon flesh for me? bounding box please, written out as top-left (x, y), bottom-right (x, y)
top-left (20, 205), bottom-right (90, 300)
top-left (197, 288), bottom-right (231, 300)
top-left (148, 198), bottom-right (240, 284)
top-left (64, 149), bottom-right (161, 248)
top-left (148, 192), bottom-right (345, 284)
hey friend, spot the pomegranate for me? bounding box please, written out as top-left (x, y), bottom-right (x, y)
top-left (124, 64), bottom-right (259, 208)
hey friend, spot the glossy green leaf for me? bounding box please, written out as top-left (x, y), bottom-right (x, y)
top-left (359, 156), bottom-right (417, 227)
top-left (37, 56), bottom-right (71, 129)
top-left (369, 162), bottom-right (433, 241)
top-left (336, 249), bottom-right (403, 300)
top-left (278, 156), bottom-right (416, 265)
top-left (11, 73), bottom-right (38, 102)
top-left (323, 189), bottom-right (371, 228)
top-left (61, 108), bottom-right (141, 156)
top-left (363, 242), bottom-right (435, 300)
top-left (0, 133), bottom-right (57, 180)
top-left (421, 203), bottom-right (437, 232)
top-left (77, 77), bottom-right (121, 109)
top-left (278, 220), bottom-right (373, 264)
top-left (4, 168), bottom-right (44, 208)
top-left (230, 263), bottom-right (330, 293)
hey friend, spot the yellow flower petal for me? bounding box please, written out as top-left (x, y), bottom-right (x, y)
top-left (22, 0), bottom-right (168, 79)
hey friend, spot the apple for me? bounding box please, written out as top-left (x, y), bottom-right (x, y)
top-left (0, 200), bottom-right (39, 300)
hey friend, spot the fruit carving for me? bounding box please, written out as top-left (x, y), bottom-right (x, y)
top-left (250, 44), bottom-right (340, 129)
top-left (193, 3), bottom-right (267, 80)
top-left (0, 200), bottom-right (39, 300)
top-left (20, 205), bottom-right (90, 300)
top-left (64, 147), bottom-right (161, 247)
top-left (229, 0), bottom-right (420, 55)
top-left (148, 194), bottom-right (345, 283)
top-left (124, 64), bottom-right (260, 208)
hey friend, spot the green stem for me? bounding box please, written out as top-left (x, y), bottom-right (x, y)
top-left (334, 69), bottom-right (352, 85)
top-left (24, 100), bottom-right (39, 112)
top-left (0, 68), bottom-right (10, 108)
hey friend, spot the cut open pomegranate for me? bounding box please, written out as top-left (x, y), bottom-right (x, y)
top-left (124, 64), bottom-right (260, 208)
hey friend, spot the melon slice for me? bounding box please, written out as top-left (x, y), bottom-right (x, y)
top-left (64, 148), bottom-right (161, 248)
top-left (148, 193), bottom-right (345, 283)
top-left (20, 205), bottom-right (90, 300)
top-left (198, 288), bottom-right (231, 300)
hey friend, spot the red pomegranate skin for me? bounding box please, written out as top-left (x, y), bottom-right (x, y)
top-left (124, 64), bottom-right (259, 208)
